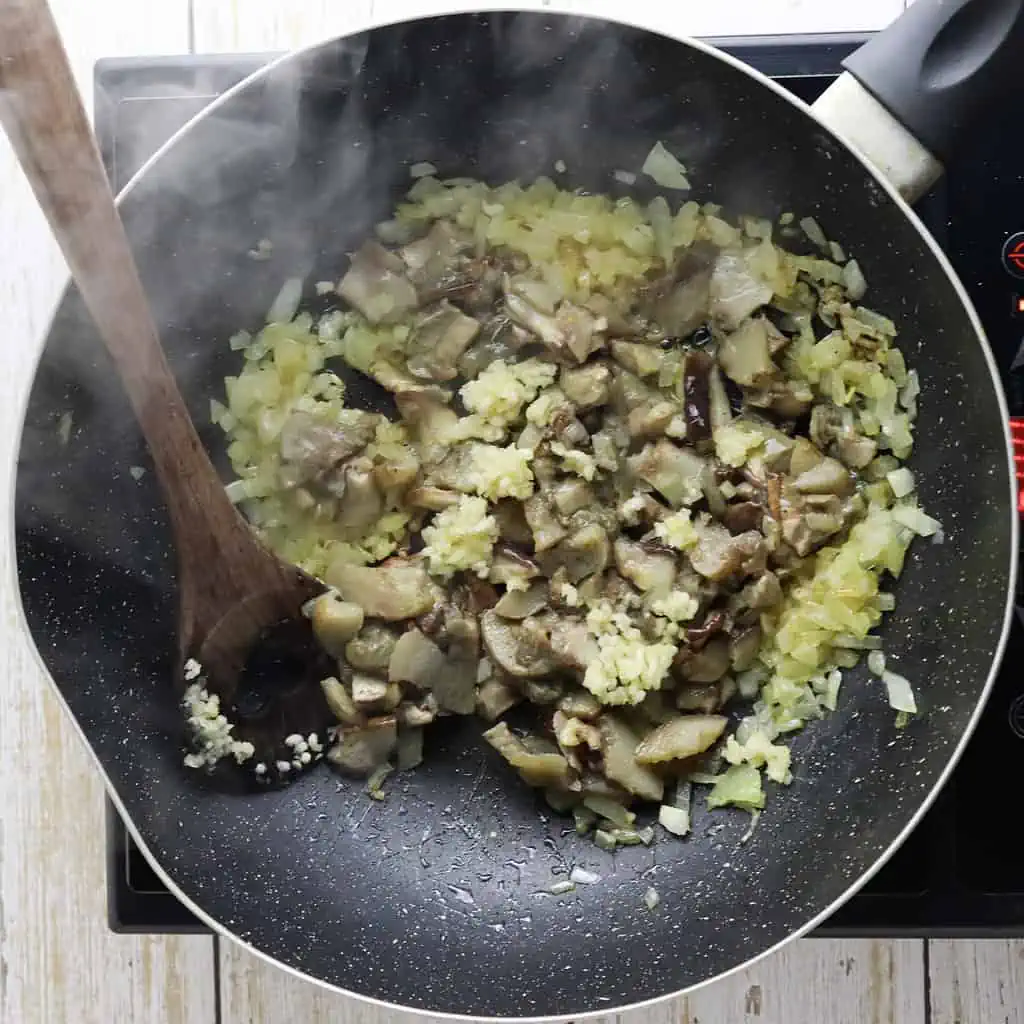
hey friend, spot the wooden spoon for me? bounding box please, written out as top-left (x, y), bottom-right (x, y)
top-left (0, 0), bottom-right (325, 696)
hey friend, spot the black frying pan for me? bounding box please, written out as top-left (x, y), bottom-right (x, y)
top-left (12, 3), bottom-right (1019, 1018)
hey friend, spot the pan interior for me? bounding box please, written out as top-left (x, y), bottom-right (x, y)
top-left (14, 12), bottom-right (1013, 1018)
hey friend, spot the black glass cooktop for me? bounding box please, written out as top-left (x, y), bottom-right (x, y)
top-left (97, 33), bottom-right (1024, 937)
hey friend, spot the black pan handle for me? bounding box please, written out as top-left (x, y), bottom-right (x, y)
top-left (843, 0), bottom-right (1024, 163)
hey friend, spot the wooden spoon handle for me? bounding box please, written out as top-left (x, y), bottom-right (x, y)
top-left (0, 0), bottom-right (274, 617)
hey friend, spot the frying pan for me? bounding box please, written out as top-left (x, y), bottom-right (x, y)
top-left (11, 2), bottom-right (1020, 1018)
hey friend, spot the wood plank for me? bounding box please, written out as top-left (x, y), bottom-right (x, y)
top-left (217, 937), bottom-right (925, 1024)
top-left (929, 941), bottom-right (1024, 1024)
top-left (0, 2), bottom-right (217, 1023)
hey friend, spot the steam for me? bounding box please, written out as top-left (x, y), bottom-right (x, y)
top-left (16, 9), bottom-right (771, 715)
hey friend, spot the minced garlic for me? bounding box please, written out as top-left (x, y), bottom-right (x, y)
top-left (421, 496), bottom-right (499, 578)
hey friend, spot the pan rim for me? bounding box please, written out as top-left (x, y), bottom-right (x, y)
top-left (8, 6), bottom-right (1019, 1020)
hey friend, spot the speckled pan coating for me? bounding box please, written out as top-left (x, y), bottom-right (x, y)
top-left (12, 12), bottom-right (1015, 1020)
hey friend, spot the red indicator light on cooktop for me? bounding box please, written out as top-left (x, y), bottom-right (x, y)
top-left (1003, 232), bottom-right (1024, 278)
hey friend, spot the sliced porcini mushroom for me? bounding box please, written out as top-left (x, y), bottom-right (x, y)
top-left (539, 523), bottom-right (611, 584)
top-left (550, 477), bottom-right (595, 518)
top-left (480, 610), bottom-right (558, 678)
top-left (683, 350), bottom-right (714, 443)
top-left (717, 317), bottom-right (777, 387)
top-left (320, 676), bottom-right (363, 725)
top-left (335, 462), bottom-right (384, 532)
top-left (397, 694), bottom-right (438, 728)
top-left (523, 493), bottom-right (568, 552)
top-left (610, 340), bottom-right (662, 378)
top-left (736, 571), bottom-right (782, 613)
top-left (610, 366), bottom-right (654, 414)
top-left (836, 432), bottom-right (877, 470)
top-left (709, 247), bottom-right (773, 329)
top-left (327, 716), bottom-right (398, 776)
top-left (722, 500), bottom-right (764, 535)
top-left (434, 633), bottom-right (478, 716)
top-left (476, 676), bottom-right (523, 721)
top-left (399, 219), bottom-right (471, 278)
top-left (345, 623), bottom-right (399, 672)
top-left (279, 410), bottom-right (377, 484)
top-left (730, 623), bottom-right (762, 671)
top-left (598, 715), bottom-right (664, 802)
top-left (326, 558), bottom-right (439, 620)
top-left (309, 593), bottom-right (364, 658)
top-left (504, 292), bottom-right (566, 350)
top-left (406, 301), bottom-right (481, 381)
top-left (558, 689), bottom-right (603, 720)
top-left (549, 408), bottom-right (589, 449)
top-left (685, 610), bottom-right (726, 651)
top-left (338, 240), bottom-right (418, 324)
top-left (490, 500), bottom-right (534, 545)
top-left (556, 301), bottom-right (604, 362)
top-left (634, 714), bottom-right (728, 764)
top-left (489, 548), bottom-right (540, 591)
top-left (494, 582), bottom-right (549, 620)
top-left (542, 615), bottom-right (601, 671)
top-left (613, 537), bottom-right (676, 593)
top-left (407, 485), bottom-right (462, 511)
top-left (459, 313), bottom-right (532, 375)
top-left (351, 673), bottom-right (391, 707)
top-left (627, 400), bottom-right (677, 440)
top-left (629, 439), bottom-right (706, 507)
top-left (791, 456), bottom-right (854, 496)
top-left (788, 437), bottom-right (825, 477)
top-left (395, 390), bottom-right (458, 456)
top-left (677, 635), bottom-right (731, 683)
top-left (676, 683), bottom-right (722, 713)
top-left (640, 242), bottom-right (717, 337)
top-left (553, 710), bottom-right (602, 758)
top-left (388, 627), bottom-right (447, 688)
top-left (617, 491), bottom-right (668, 527)
top-left (689, 520), bottom-right (766, 582)
top-left (483, 721), bottom-right (571, 788)
top-left (560, 361), bottom-right (612, 409)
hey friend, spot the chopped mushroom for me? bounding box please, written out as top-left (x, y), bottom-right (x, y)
top-left (613, 538), bottom-right (677, 593)
top-left (326, 558), bottom-right (439, 620)
top-left (483, 722), bottom-right (571, 788)
top-left (689, 520), bottom-right (766, 582)
top-left (560, 362), bottom-right (612, 409)
top-left (542, 615), bottom-right (601, 671)
top-left (634, 715), bottom-right (728, 764)
top-left (598, 715), bottom-right (664, 801)
top-left (480, 610), bottom-right (558, 678)
top-left (338, 240), bottom-right (418, 324)
top-left (309, 593), bottom-right (365, 657)
top-left (406, 302), bottom-right (481, 381)
top-left (556, 302), bottom-right (604, 362)
top-left (388, 627), bottom-right (447, 688)
top-left (476, 676), bottom-right (522, 720)
top-left (677, 636), bottom-right (731, 683)
top-left (640, 242), bottom-right (717, 337)
top-left (523, 493), bottom-right (568, 552)
top-left (279, 410), bottom-right (377, 486)
top-left (334, 461), bottom-right (384, 533)
top-left (494, 582), bottom-right (549, 619)
top-left (327, 716), bottom-right (398, 775)
top-left (345, 623), bottom-right (399, 672)
top-left (321, 676), bottom-right (363, 725)
top-left (610, 341), bottom-right (662, 378)
top-left (629, 440), bottom-right (706, 507)
top-left (539, 524), bottom-right (611, 584)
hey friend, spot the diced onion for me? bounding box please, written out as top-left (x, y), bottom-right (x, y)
top-left (799, 216), bottom-right (828, 250)
top-left (569, 866), bottom-right (601, 885)
top-left (410, 161), bottom-right (437, 178)
top-left (881, 669), bottom-right (917, 714)
top-left (867, 650), bottom-right (886, 676)
top-left (267, 277), bottom-right (303, 324)
top-left (641, 141), bottom-right (690, 190)
top-left (886, 468), bottom-right (916, 498)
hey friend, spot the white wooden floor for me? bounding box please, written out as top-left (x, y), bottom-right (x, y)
top-left (0, 1), bottom-right (1021, 1022)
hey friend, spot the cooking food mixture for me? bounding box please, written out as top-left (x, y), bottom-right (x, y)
top-left (185, 145), bottom-right (941, 846)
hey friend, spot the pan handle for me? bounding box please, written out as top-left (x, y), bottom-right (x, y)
top-left (811, 0), bottom-right (1024, 204)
